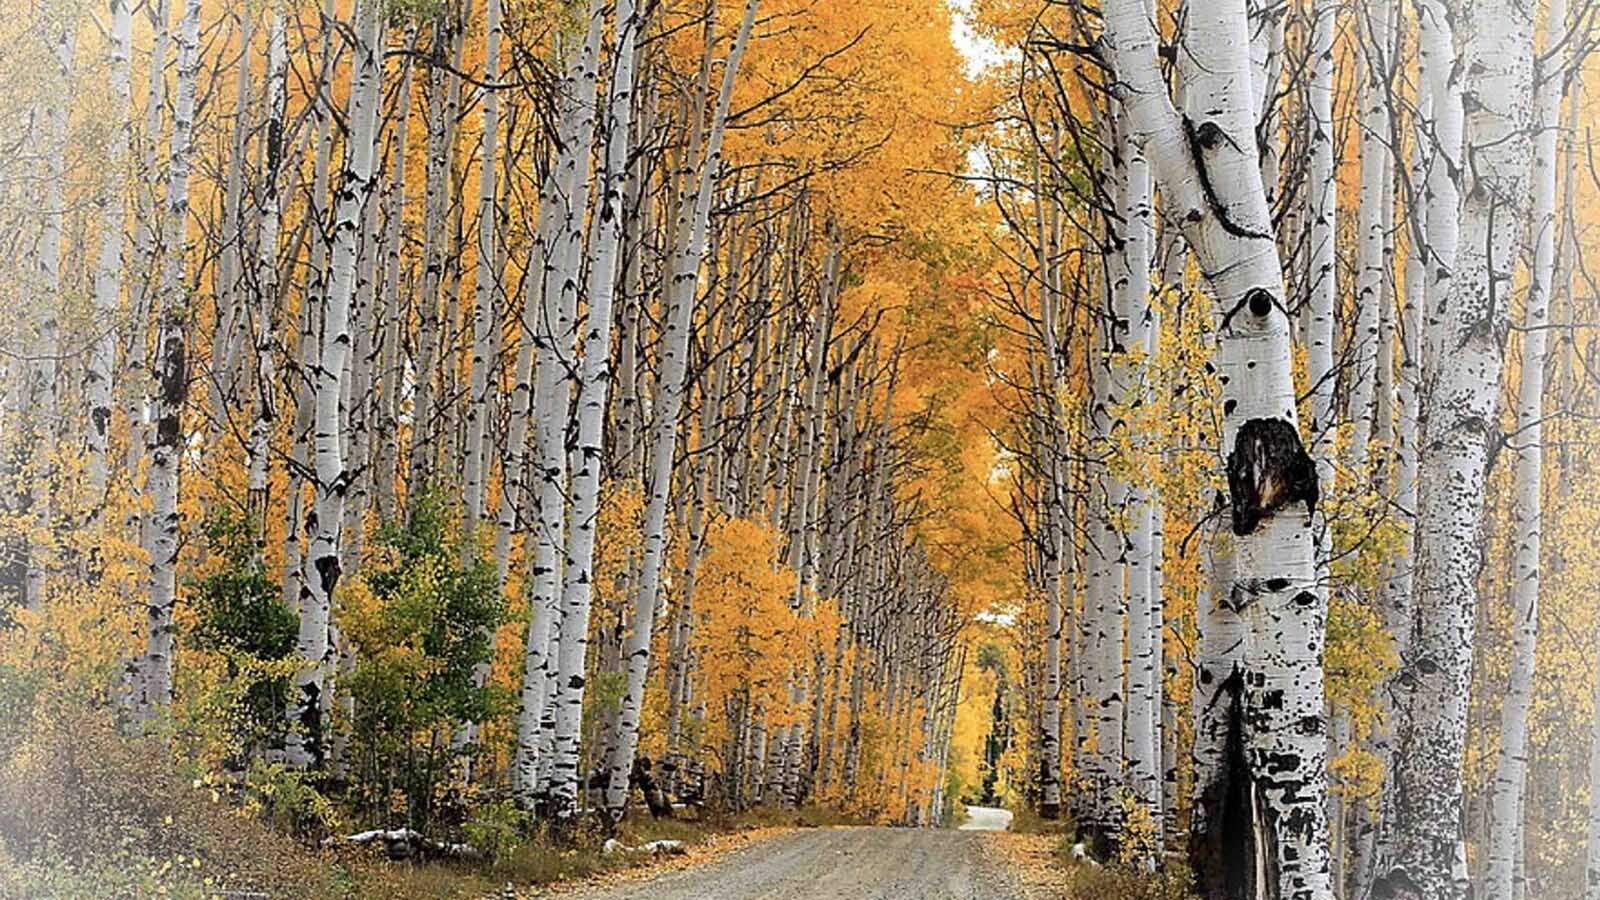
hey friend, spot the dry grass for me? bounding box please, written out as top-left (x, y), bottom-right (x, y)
top-left (980, 831), bottom-right (1196, 900)
top-left (0, 703), bottom-right (860, 900)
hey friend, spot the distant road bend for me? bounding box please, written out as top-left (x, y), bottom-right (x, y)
top-left (560, 806), bottom-right (1027, 900)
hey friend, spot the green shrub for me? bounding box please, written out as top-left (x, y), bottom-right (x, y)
top-left (341, 491), bottom-right (508, 833)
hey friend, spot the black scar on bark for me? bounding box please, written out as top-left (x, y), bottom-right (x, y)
top-left (298, 681), bottom-right (325, 768)
top-left (1227, 418), bottom-right (1319, 536)
top-left (1190, 667), bottom-right (1260, 900)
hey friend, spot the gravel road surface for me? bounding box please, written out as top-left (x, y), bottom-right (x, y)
top-left (557, 824), bottom-right (1030, 899)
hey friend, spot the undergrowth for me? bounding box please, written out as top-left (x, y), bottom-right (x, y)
top-left (1054, 835), bottom-right (1197, 900)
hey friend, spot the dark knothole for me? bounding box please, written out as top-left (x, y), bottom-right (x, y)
top-left (1246, 288), bottom-right (1274, 318)
top-left (1227, 417), bottom-right (1318, 536)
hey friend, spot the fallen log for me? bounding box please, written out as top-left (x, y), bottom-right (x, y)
top-left (327, 828), bottom-right (480, 861)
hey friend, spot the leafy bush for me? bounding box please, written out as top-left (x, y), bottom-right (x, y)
top-left (461, 799), bottom-right (528, 862)
top-left (341, 491), bottom-right (508, 833)
top-left (187, 511), bottom-right (299, 762)
top-left (1063, 862), bottom-right (1197, 900)
top-left (243, 760), bottom-right (341, 841)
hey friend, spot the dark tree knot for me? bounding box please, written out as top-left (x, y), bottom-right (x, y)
top-left (1227, 418), bottom-right (1318, 536)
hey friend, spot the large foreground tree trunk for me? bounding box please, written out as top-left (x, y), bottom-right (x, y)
top-left (1377, 0), bottom-right (1536, 897)
top-left (1100, 2), bottom-right (1332, 896)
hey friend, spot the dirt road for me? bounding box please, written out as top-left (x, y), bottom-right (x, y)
top-left (556, 821), bottom-right (1031, 899)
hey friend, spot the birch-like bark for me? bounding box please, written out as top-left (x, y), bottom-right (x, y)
top-left (407, 14), bottom-right (462, 496)
top-left (247, 10), bottom-right (289, 550)
top-left (1347, 0), bottom-right (1392, 473)
top-left (1417, 0), bottom-right (1463, 375)
top-left (21, 25), bottom-right (74, 612)
top-left (87, 0), bottom-right (135, 521)
top-left (596, 0), bottom-right (758, 822)
top-left (493, 218), bottom-right (548, 588)
top-left (1483, 5), bottom-right (1565, 897)
top-left (449, 0), bottom-right (506, 757)
top-left (548, 0), bottom-right (644, 821)
top-left (1120, 129), bottom-right (1159, 860)
top-left (1029, 134), bottom-right (1064, 822)
top-left (285, 0), bottom-right (384, 768)
top-left (340, 195), bottom-right (381, 574)
top-left (1380, 0), bottom-right (1536, 896)
top-left (282, 1), bottom-right (339, 612)
top-left (373, 29), bottom-right (415, 523)
top-left (134, 0), bottom-right (202, 725)
top-left (1358, 42), bottom-right (1431, 900)
top-left (210, 11), bottom-right (255, 431)
top-left (1101, 1), bottom-right (1331, 895)
top-left (460, 0), bottom-right (504, 537)
top-left (513, 1), bottom-right (604, 809)
top-left (123, 0), bottom-right (171, 517)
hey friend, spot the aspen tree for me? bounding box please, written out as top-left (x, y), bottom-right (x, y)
top-left (547, 0), bottom-right (640, 820)
top-left (593, 0), bottom-right (759, 820)
top-left (407, 13), bottom-right (463, 496)
top-left (87, 0), bottom-right (135, 521)
top-left (1348, 0), bottom-right (1392, 474)
top-left (1483, 4), bottom-right (1567, 897)
top-left (123, 0), bottom-right (171, 512)
top-left (1099, 1), bottom-right (1332, 894)
top-left (210, 11), bottom-right (255, 432)
top-left (247, 8), bottom-right (289, 549)
top-left (461, 0), bottom-right (504, 538)
top-left (285, 0), bottom-right (384, 768)
top-left (1380, 0), bottom-right (1536, 896)
top-left (21, 23), bottom-right (73, 612)
top-left (282, 0), bottom-right (340, 613)
top-left (513, 0), bottom-right (605, 808)
top-left (135, 0), bottom-right (202, 725)
top-left (373, 26), bottom-right (415, 524)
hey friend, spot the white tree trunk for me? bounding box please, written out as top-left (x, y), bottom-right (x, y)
top-left (21, 25), bottom-right (74, 612)
top-left (461, 0), bottom-right (504, 539)
top-left (1418, 0), bottom-right (1463, 375)
top-left (548, 0), bottom-right (645, 821)
top-left (123, 0), bottom-right (171, 525)
top-left (1381, 0), bottom-right (1536, 896)
top-left (513, 2), bottom-right (605, 809)
top-left (247, 10), bottom-right (288, 550)
top-left (285, 0), bottom-right (384, 768)
top-left (1359, 40), bottom-right (1431, 900)
top-left (449, 0), bottom-right (506, 758)
top-left (134, 0), bottom-right (202, 725)
top-left (1030, 136), bottom-right (1064, 823)
top-left (210, 11), bottom-right (255, 430)
top-left (407, 15), bottom-right (462, 494)
top-left (1101, 2), bottom-right (1331, 895)
top-left (87, 0), bottom-right (135, 520)
top-left (373, 27), bottom-right (415, 523)
top-left (1483, 4), bottom-right (1565, 897)
top-left (494, 220), bottom-right (549, 588)
top-left (282, 0), bottom-right (340, 613)
top-left (595, 0), bottom-right (759, 822)
top-left (1347, 0), bottom-right (1391, 474)
top-left (1119, 126), bottom-right (1159, 861)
